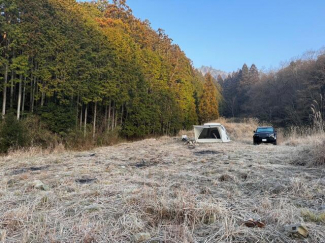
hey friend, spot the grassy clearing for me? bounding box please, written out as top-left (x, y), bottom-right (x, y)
top-left (0, 119), bottom-right (324, 242)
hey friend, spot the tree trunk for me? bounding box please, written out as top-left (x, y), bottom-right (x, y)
top-left (30, 73), bottom-right (33, 112)
top-left (10, 70), bottom-right (14, 109)
top-left (104, 104), bottom-right (108, 128)
top-left (79, 105), bottom-right (83, 130)
top-left (76, 94), bottom-right (79, 129)
top-left (34, 77), bottom-right (38, 110)
top-left (84, 105), bottom-right (88, 137)
top-left (22, 77), bottom-right (26, 115)
top-left (30, 76), bottom-right (34, 112)
top-left (93, 102), bottom-right (97, 139)
top-left (10, 49), bottom-right (15, 109)
top-left (120, 104), bottom-right (124, 125)
top-left (108, 100), bottom-right (111, 131)
top-left (41, 91), bottom-right (45, 107)
top-left (17, 75), bottom-right (22, 120)
top-left (111, 104), bottom-right (115, 131)
top-left (2, 63), bottom-right (8, 118)
top-left (115, 106), bottom-right (118, 128)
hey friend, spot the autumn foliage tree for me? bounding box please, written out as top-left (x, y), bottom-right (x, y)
top-left (199, 73), bottom-right (220, 123)
top-left (0, 0), bottom-right (221, 150)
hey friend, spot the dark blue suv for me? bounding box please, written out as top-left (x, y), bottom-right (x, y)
top-left (253, 127), bottom-right (277, 145)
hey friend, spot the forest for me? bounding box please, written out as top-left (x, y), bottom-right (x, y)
top-left (0, 0), bottom-right (324, 153)
top-left (220, 54), bottom-right (325, 128)
top-left (0, 0), bottom-right (221, 152)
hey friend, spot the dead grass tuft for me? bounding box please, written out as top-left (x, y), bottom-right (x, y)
top-left (5, 143), bottom-right (66, 159)
top-left (291, 136), bottom-right (325, 167)
top-left (314, 140), bottom-right (325, 166)
top-left (301, 210), bottom-right (325, 223)
top-left (126, 185), bottom-right (227, 229)
top-left (282, 126), bottom-right (325, 146)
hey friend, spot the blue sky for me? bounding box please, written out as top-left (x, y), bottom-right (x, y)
top-left (82, 0), bottom-right (325, 72)
top-left (128, 0), bottom-right (325, 72)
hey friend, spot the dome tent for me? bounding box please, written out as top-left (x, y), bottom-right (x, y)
top-left (194, 123), bottom-right (230, 143)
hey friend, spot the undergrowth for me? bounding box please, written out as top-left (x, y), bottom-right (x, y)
top-left (0, 114), bottom-right (123, 154)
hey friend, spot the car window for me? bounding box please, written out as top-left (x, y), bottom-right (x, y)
top-left (256, 127), bottom-right (274, 133)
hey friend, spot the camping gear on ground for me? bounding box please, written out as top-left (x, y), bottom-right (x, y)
top-left (284, 224), bottom-right (309, 238)
top-left (182, 135), bottom-right (188, 142)
top-left (244, 218), bottom-right (266, 228)
top-left (184, 138), bottom-right (196, 149)
top-left (194, 123), bottom-right (230, 143)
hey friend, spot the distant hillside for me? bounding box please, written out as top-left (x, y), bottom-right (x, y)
top-left (199, 66), bottom-right (228, 80)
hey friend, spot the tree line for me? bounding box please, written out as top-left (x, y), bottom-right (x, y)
top-left (220, 53), bottom-right (325, 127)
top-left (0, 0), bottom-right (221, 151)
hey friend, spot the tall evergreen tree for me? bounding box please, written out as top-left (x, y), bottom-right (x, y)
top-left (199, 73), bottom-right (220, 123)
top-left (248, 64), bottom-right (259, 84)
top-left (216, 74), bottom-right (224, 86)
top-left (237, 63), bottom-right (250, 114)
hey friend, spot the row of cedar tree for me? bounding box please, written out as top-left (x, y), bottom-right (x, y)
top-left (0, 0), bottom-right (222, 144)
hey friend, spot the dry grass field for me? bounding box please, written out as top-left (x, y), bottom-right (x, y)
top-left (0, 120), bottom-right (324, 242)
